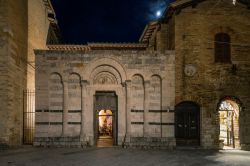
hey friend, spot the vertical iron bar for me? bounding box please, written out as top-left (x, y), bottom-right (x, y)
top-left (28, 90), bottom-right (30, 143)
top-left (28, 90), bottom-right (29, 143)
top-left (23, 90), bottom-right (25, 144)
top-left (29, 90), bottom-right (31, 143)
top-left (232, 111), bottom-right (235, 148)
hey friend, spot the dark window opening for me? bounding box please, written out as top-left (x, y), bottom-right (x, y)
top-left (215, 33), bottom-right (231, 63)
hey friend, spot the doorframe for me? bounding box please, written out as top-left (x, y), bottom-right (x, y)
top-left (175, 101), bottom-right (201, 146)
top-left (93, 91), bottom-right (118, 146)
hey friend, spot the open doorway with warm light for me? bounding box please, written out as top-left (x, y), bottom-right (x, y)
top-left (94, 91), bottom-right (118, 147)
top-left (97, 109), bottom-right (113, 147)
top-left (218, 98), bottom-right (240, 149)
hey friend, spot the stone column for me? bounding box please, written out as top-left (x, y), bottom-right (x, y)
top-left (62, 81), bottom-right (68, 136)
top-left (124, 80), bottom-right (132, 146)
top-left (80, 80), bottom-right (88, 143)
top-left (144, 81), bottom-right (150, 137)
top-left (125, 80), bottom-right (132, 138)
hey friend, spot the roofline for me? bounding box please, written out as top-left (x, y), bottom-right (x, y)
top-left (139, 24), bottom-right (149, 42)
top-left (47, 45), bottom-right (91, 51)
top-left (161, 0), bottom-right (250, 23)
top-left (43, 0), bottom-right (60, 25)
top-left (139, 21), bottom-right (160, 44)
top-left (43, 0), bottom-right (63, 43)
top-left (161, 0), bottom-right (199, 23)
top-left (43, 0), bottom-right (56, 16)
top-left (47, 43), bottom-right (148, 51)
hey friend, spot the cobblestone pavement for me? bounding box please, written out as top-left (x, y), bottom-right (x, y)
top-left (0, 147), bottom-right (250, 166)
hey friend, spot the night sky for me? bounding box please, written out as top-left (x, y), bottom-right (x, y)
top-left (50, 0), bottom-right (175, 44)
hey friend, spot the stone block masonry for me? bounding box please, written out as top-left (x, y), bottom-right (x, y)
top-left (35, 49), bottom-right (175, 148)
top-left (0, 0), bottom-right (28, 147)
top-left (173, 0), bottom-right (250, 150)
top-left (0, 0), bottom-right (60, 147)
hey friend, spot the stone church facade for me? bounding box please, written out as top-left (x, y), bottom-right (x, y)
top-left (35, 46), bottom-right (175, 148)
top-left (1, 0), bottom-right (250, 150)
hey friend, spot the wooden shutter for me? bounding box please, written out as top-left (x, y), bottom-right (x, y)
top-left (215, 33), bottom-right (231, 63)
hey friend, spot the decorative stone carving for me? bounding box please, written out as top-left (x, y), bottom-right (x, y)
top-left (93, 72), bottom-right (118, 85)
top-left (184, 64), bottom-right (197, 77)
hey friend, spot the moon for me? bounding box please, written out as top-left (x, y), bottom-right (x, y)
top-left (156, 10), bottom-right (161, 17)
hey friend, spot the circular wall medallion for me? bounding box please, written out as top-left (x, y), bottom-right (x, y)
top-left (184, 64), bottom-right (197, 77)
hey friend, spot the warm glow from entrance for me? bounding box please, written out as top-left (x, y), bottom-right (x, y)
top-left (98, 110), bottom-right (112, 137)
top-left (219, 100), bottom-right (240, 149)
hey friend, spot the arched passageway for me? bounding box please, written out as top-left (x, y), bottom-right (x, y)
top-left (218, 98), bottom-right (240, 149)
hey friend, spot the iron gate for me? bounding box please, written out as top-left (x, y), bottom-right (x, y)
top-left (23, 90), bottom-right (35, 144)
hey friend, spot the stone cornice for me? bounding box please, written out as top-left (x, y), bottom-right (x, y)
top-left (47, 43), bottom-right (147, 51)
top-left (88, 43), bottom-right (147, 50)
top-left (47, 45), bottom-right (91, 51)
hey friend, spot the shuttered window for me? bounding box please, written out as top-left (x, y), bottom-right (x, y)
top-left (215, 33), bottom-right (231, 63)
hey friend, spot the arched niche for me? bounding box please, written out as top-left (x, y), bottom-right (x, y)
top-left (131, 74), bottom-right (145, 110)
top-left (147, 75), bottom-right (162, 137)
top-left (49, 73), bottom-right (63, 110)
top-left (84, 57), bottom-right (127, 83)
top-left (90, 65), bottom-right (122, 85)
top-left (130, 74), bottom-right (145, 137)
top-left (149, 75), bottom-right (162, 110)
top-left (48, 72), bottom-right (63, 136)
top-left (68, 73), bottom-right (81, 110)
top-left (67, 73), bottom-right (82, 137)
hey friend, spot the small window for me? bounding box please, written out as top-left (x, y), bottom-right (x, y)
top-left (215, 33), bottom-right (231, 63)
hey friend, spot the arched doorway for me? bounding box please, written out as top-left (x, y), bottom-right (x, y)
top-left (218, 97), bottom-right (241, 149)
top-left (175, 101), bottom-right (200, 146)
top-left (94, 91), bottom-right (118, 147)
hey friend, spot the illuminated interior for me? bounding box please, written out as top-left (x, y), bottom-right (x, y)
top-left (98, 109), bottom-right (113, 138)
top-left (219, 100), bottom-right (240, 149)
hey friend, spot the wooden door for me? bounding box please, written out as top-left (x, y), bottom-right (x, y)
top-left (175, 102), bottom-right (200, 146)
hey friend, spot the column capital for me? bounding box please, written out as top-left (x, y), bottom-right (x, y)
top-left (125, 80), bottom-right (131, 83)
top-left (61, 80), bottom-right (67, 85)
top-left (144, 80), bottom-right (150, 86)
top-left (123, 80), bottom-right (132, 87)
top-left (80, 80), bottom-right (89, 86)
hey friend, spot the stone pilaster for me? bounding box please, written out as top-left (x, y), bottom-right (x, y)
top-left (144, 81), bottom-right (150, 137)
top-left (62, 81), bottom-right (68, 136)
top-left (80, 80), bottom-right (88, 144)
top-left (125, 80), bottom-right (132, 138)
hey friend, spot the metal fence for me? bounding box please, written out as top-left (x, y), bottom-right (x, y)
top-left (23, 90), bottom-right (35, 145)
